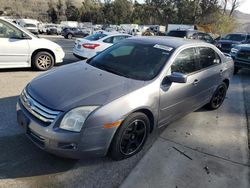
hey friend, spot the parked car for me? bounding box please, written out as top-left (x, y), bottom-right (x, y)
top-left (230, 43), bottom-right (250, 74)
top-left (17, 37), bottom-right (233, 160)
top-left (46, 24), bottom-right (61, 35)
top-left (167, 29), bottom-right (215, 44)
top-left (16, 19), bottom-right (39, 35)
top-left (0, 18), bottom-right (65, 71)
top-left (216, 33), bottom-right (250, 53)
top-left (62, 27), bottom-right (89, 39)
top-left (73, 33), bottom-right (131, 59)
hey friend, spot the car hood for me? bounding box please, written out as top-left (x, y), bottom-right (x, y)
top-left (27, 62), bottom-right (145, 111)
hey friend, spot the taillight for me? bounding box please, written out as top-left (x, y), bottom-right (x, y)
top-left (82, 43), bottom-right (100, 49)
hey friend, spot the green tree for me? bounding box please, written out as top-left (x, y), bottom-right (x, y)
top-left (47, 0), bottom-right (58, 23)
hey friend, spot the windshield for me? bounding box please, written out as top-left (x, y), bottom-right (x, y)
top-left (85, 33), bottom-right (107, 41)
top-left (222, 34), bottom-right (246, 42)
top-left (167, 30), bottom-right (186, 38)
top-left (87, 41), bottom-right (174, 81)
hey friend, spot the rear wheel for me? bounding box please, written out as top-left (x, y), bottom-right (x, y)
top-left (32, 51), bottom-right (54, 71)
top-left (207, 83), bottom-right (227, 110)
top-left (109, 112), bottom-right (150, 160)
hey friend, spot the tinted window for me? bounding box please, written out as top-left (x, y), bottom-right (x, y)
top-left (87, 42), bottom-right (174, 80)
top-left (113, 36), bottom-right (128, 43)
top-left (85, 33), bottom-right (107, 41)
top-left (24, 24), bottom-right (36, 27)
top-left (171, 48), bottom-right (199, 74)
top-left (167, 30), bottom-right (187, 38)
top-left (223, 34), bottom-right (246, 42)
top-left (198, 47), bottom-right (221, 69)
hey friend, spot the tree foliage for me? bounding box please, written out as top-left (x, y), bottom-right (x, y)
top-left (44, 0), bottom-right (238, 34)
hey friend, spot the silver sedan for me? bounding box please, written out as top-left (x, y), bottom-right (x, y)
top-left (17, 37), bottom-right (234, 160)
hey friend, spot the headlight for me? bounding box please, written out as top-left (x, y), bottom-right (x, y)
top-left (231, 48), bottom-right (239, 53)
top-left (60, 106), bottom-right (99, 132)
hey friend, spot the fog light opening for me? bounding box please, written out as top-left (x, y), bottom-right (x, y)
top-left (58, 142), bottom-right (77, 150)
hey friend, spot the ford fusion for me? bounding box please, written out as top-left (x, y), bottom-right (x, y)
top-left (17, 37), bottom-right (234, 160)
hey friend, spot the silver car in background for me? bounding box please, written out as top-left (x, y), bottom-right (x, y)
top-left (16, 37), bottom-right (234, 160)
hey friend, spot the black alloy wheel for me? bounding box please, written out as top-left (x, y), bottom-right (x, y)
top-left (109, 112), bottom-right (150, 160)
top-left (120, 119), bottom-right (147, 155)
top-left (208, 83), bottom-right (227, 109)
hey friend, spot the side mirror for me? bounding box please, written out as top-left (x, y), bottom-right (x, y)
top-left (167, 72), bottom-right (187, 83)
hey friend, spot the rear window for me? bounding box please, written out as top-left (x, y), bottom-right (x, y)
top-left (167, 30), bottom-right (187, 38)
top-left (85, 33), bottom-right (107, 41)
top-left (24, 24), bottom-right (36, 27)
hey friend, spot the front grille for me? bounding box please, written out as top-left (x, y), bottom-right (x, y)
top-left (20, 89), bottom-right (60, 123)
top-left (236, 50), bottom-right (250, 60)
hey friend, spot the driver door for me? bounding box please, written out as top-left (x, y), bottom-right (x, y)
top-left (0, 19), bottom-right (30, 68)
top-left (158, 47), bottom-right (203, 126)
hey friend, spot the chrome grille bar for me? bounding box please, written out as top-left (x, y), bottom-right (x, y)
top-left (20, 89), bottom-right (60, 123)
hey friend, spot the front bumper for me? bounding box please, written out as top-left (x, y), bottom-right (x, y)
top-left (16, 99), bottom-right (115, 159)
top-left (55, 49), bottom-right (65, 63)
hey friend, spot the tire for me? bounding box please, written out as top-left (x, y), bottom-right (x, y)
top-left (109, 112), bottom-right (150, 161)
top-left (206, 83), bottom-right (227, 110)
top-left (234, 67), bottom-right (240, 75)
top-left (67, 33), bottom-right (73, 39)
top-left (32, 51), bottom-right (55, 71)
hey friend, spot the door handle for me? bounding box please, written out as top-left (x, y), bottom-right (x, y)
top-left (192, 79), bottom-right (199, 86)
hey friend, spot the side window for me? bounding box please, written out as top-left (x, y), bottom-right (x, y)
top-left (203, 34), bottom-right (214, 43)
top-left (0, 20), bottom-right (23, 39)
top-left (171, 48), bottom-right (200, 74)
top-left (103, 37), bottom-right (113, 43)
top-left (198, 47), bottom-right (221, 69)
top-left (113, 36), bottom-right (126, 43)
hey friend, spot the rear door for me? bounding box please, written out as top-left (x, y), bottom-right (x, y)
top-left (0, 19), bottom-right (30, 68)
top-left (194, 46), bottom-right (223, 102)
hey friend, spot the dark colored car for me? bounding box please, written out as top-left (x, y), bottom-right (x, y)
top-left (167, 30), bottom-right (215, 44)
top-left (216, 33), bottom-right (250, 53)
top-left (230, 43), bottom-right (250, 74)
top-left (62, 27), bottom-right (89, 39)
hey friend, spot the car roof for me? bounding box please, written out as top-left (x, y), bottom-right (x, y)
top-left (126, 36), bottom-right (204, 48)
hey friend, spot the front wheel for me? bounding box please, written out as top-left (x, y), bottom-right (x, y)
top-left (32, 52), bottom-right (55, 71)
top-left (109, 112), bottom-right (150, 160)
top-left (207, 83), bottom-right (227, 110)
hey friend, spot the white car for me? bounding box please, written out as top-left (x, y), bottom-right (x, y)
top-left (73, 33), bottom-right (131, 59)
top-left (0, 18), bottom-right (65, 71)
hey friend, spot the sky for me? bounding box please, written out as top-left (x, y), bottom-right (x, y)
top-left (238, 0), bottom-right (250, 14)
top-left (135, 0), bottom-right (250, 14)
